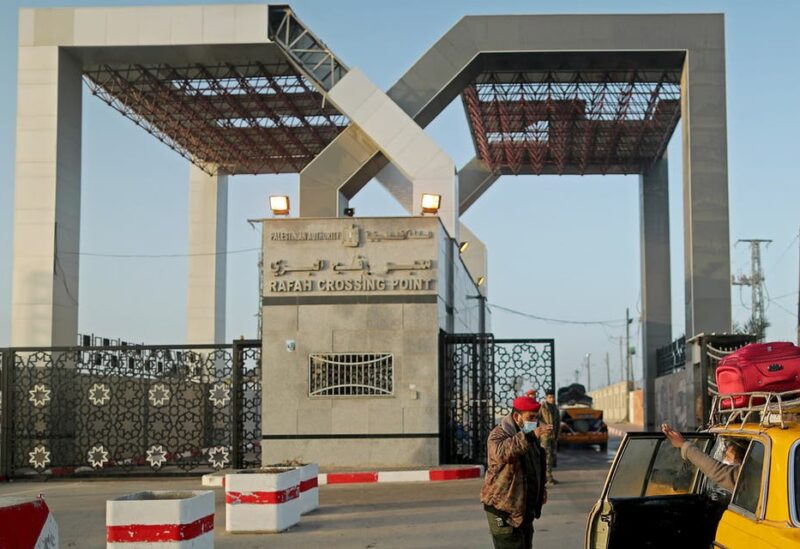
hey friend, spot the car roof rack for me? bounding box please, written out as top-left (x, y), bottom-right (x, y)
top-left (708, 389), bottom-right (800, 430)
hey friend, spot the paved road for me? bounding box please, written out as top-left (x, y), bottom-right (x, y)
top-left (0, 442), bottom-right (617, 548)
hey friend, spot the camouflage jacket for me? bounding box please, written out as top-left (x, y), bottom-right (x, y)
top-left (539, 402), bottom-right (561, 440)
top-left (480, 414), bottom-right (547, 527)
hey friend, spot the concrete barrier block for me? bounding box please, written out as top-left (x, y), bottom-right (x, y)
top-left (225, 469), bottom-right (300, 533)
top-left (106, 490), bottom-right (214, 548)
top-left (0, 496), bottom-right (59, 548)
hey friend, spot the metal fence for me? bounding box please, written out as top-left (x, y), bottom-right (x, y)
top-left (493, 339), bottom-right (556, 417)
top-left (656, 336), bottom-right (687, 377)
top-left (0, 340), bottom-right (260, 479)
top-left (439, 335), bottom-right (556, 465)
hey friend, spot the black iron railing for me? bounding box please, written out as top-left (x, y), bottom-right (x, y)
top-left (656, 336), bottom-right (686, 377)
top-left (0, 340), bottom-right (260, 479)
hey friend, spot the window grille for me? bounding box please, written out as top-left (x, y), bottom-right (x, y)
top-left (308, 353), bottom-right (394, 397)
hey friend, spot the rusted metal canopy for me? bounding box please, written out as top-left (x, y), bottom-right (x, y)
top-left (84, 60), bottom-right (348, 175)
top-left (461, 68), bottom-right (682, 175)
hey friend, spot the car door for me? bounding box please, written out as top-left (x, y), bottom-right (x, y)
top-left (585, 432), bottom-right (719, 549)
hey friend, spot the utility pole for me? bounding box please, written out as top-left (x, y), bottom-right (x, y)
top-left (257, 247), bottom-right (263, 337)
top-left (732, 239), bottom-right (772, 340)
top-left (625, 308), bottom-right (633, 384)
top-left (585, 353), bottom-right (592, 391)
top-left (605, 352), bottom-right (611, 387)
top-left (574, 369), bottom-right (580, 384)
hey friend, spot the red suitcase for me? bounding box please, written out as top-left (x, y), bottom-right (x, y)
top-left (715, 342), bottom-right (800, 408)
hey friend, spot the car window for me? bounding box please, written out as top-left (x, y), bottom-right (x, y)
top-left (792, 443), bottom-right (800, 524)
top-left (645, 438), bottom-right (711, 496)
top-left (701, 436), bottom-right (746, 502)
top-left (794, 443), bottom-right (800, 524)
top-left (607, 436), bottom-right (711, 498)
top-left (608, 438), bottom-right (659, 498)
top-left (731, 441), bottom-right (765, 514)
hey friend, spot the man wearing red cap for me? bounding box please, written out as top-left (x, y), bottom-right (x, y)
top-left (480, 394), bottom-right (551, 548)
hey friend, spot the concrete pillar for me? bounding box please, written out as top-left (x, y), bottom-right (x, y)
top-left (681, 46), bottom-right (731, 427)
top-left (640, 154), bottom-right (672, 430)
top-left (682, 49), bottom-right (732, 337)
top-left (11, 47), bottom-right (82, 347)
top-left (187, 165), bottom-right (228, 344)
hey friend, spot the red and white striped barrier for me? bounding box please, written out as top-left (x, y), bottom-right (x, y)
top-left (225, 469), bottom-right (300, 533)
top-left (294, 463), bottom-right (319, 514)
top-left (0, 496), bottom-right (59, 548)
top-left (607, 426), bottom-right (627, 439)
top-left (106, 491), bottom-right (215, 548)
top-left (319, 465), bottom-right (484, 485)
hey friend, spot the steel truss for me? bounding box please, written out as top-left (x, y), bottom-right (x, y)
top-left (83, 62), bottom-right (348, 175)
top-left (462, 70), bottom-right (681, 175)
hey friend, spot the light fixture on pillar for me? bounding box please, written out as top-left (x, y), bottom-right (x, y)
top-left (421, 193), bottom-right (441, 215)
top-left (458, 241), bottom-right (470, 254)
top-left (269, 195), bottom-right (290, 216)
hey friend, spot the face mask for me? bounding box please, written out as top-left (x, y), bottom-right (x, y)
top-left (523, 420), bottom-right (538, 434)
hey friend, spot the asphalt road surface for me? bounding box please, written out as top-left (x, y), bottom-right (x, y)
top-left (0, 440), bottom-right (618, 548)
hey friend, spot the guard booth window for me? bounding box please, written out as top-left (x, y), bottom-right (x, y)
top-left (731, 441), bottom-right (766, 515)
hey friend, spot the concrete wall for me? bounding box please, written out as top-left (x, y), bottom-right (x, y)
top-left (260, 217), bottom-right (461, 467)
top-left (629, 390), bottom-right (644, 427)
top-left (653, 369), bottom-right (690, 430)
top-left (588, 381), bottom-right (632, 424)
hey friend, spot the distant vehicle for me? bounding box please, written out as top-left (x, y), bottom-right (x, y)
top-left (559, 405), bottom-right (608, 452)
top-left (584, 390), bottom-right (800, 549)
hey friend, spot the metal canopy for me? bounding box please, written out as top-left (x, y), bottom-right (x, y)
top-left (461, 64), bottom-right (682, 176)
top-left (83, 56), bottom-right (348, 175)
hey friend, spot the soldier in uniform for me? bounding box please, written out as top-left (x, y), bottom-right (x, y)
top-left (481, 394), bottom-right (551, 549)
top-left (537, 389), bottom-right (561, 486)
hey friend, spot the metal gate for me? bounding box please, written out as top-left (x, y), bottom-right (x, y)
top-left (439, 334), bottom-right (555, 465)
top-left (439, 333), bottom-right (494, 465)
top-left (0, 339), bottom-right (261, 478)
top-left (493, 339), bottom-right (556, 417)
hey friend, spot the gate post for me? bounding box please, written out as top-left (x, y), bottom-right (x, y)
top-left (230, 340), bottom-right (243, 469)
top-left (1, 350), bottom-right (14, 479)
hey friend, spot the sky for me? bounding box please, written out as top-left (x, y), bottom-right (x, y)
top-left (1, 0), bottom-right (799, 392)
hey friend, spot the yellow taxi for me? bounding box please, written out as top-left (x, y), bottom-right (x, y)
top-left (585, 391), bottom-right (800, 548)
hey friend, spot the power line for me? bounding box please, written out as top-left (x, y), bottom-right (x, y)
top-left (488, 303), bottom-right (628, 327)
top-left (769, 230), bottom-right (800, 271)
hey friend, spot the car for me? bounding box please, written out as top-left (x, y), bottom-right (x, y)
top-left (584, 390), bottom-right (800, 548)
top-left (560, 405), bottom-right (609, 451)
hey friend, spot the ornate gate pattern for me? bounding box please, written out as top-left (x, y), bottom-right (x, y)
top-left (0, 340), bottom-right (260, 478)
top-left (439, 333), bottom-right (494, 465)
top-left (439, 335), bottom-right (555, 465)
top-left (494, 339), bottom-right (556, 418)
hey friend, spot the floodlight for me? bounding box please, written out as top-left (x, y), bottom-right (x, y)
top-left (269, 195), bottom-right (290, 216)
top-left (477, 276), bottom-right (486, 287)
top-left (458, 241), bottom-right (470, 254)
top-left (421, 193), bottom-right (442, 214)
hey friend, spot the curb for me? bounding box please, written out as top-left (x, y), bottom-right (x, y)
top-left (320, 466), bottom-right (484, 485)
top-left (607, 427), bottom-right (626, 439)
top-left (203, 465), bottom-right (484, 487)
